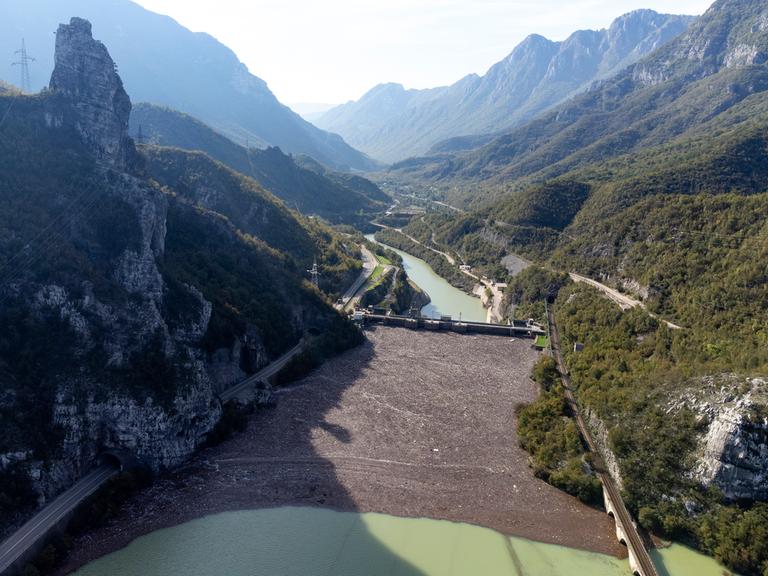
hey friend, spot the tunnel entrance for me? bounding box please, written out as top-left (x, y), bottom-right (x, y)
top-left (96, 452), bottom-right (123, 470)
top-left (95, 449), bottom-right (145, 473)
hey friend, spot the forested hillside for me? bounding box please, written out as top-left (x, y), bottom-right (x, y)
top-left (386, 2), bottom-right (768, 573)
top-left (0, 18), bottom-right (362, 536)
top-left (391, 0), bottom-right (768, 208)
top-left (131, 103), bottom-right (387, 224)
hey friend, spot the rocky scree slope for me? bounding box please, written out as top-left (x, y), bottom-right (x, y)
top-left (0, 17), bottom-right (360, 535)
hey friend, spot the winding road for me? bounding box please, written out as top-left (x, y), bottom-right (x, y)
top-left (336, 244), bottom-right (377, 312)
top-left (371, 222), bottom-right (456, 265)
top-left (0, 465), bottom-right (118, 575)
top-left (224, 243), bottom-right (380, 403)
top-left (569, 273), bottom-right (683, 330)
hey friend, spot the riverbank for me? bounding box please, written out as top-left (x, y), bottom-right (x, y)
top-left (366, 235), bottom-right (487, 322)
top-left (370, 228), bottom-right (507, 323)
top-left (372, 227), bottom-right (476, 293)
top-left (55, 328), bottom-right (623, 574)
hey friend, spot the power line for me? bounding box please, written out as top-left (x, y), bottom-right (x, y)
top-left (0, 169), bottom-right (110, 301)
top-left (307, 257), bottom-right (319, 288)
top-left (0, 99), bottom-right (15, 133)
top-left (11, 39), bottom-right (35, 93)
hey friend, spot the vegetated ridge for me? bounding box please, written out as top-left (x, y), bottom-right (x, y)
top-left (130, 103), bottom-right (387, 224)
top-left (0, 17), bottom-right (363, 544)
top-left (388, 2), bottom-right (768, 573)
top-left (317, 9), bottom-right (694, 163)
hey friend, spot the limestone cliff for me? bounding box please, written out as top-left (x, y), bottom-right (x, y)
top-left (0, 17), bottom-right (356, 524)
top-left (49, 17), bottom-right (134, 169)
top-left (671, 376), bottom-right (768, 501)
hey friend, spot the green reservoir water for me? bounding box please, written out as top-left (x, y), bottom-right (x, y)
top-left (366, 234), bottom-right (487, 323)
top-left (70, 508), bottom-right (736, 576)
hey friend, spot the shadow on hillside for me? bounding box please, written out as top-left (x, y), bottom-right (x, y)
top-left (60, 333), bottom-right (430, 576)
top-left (226, 333), bottom-right (429, 575)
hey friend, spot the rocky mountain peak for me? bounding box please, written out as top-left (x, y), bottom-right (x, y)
top-left (49, 17), bottom-right (133, 169)
top-left (632, 0), bottom-right (768, 86)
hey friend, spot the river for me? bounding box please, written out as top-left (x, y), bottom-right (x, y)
top-left (70, 508), bottom-right (735, 576)
top-left (365, 234), bottom-right (487, 322)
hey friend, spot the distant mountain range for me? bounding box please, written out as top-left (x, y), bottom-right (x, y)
top-left (316, 9), bottom-right (695, 163)
top-left (289, 103), bottom-right (339, 123)
top-left (392, 0), bottom-right (768, 207)
top-left (0, 0), bottom-right (375, 171)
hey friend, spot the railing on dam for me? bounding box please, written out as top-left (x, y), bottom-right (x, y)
top-left (359, 311), bottom-right (546, 338)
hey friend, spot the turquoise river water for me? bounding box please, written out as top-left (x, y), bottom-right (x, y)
top-left (366, 234), bottom-right (487, 322)
top-left (71, 508), bottom-right (735, 576)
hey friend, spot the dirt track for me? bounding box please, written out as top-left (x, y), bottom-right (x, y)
top-left (58, 327), bottom-right (624, 573)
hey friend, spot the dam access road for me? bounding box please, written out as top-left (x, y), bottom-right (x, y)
top-left (55, 328), bottom-right (624, 575)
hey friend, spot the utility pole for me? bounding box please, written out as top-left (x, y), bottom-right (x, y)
top-left (307, 257), bottom-right (319, 288)
top-left (545, 297), bottom-right (554, 356)
top-left (12, 39), bottom-right (34, 93)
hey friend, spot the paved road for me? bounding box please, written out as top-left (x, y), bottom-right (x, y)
top-left (225, 242), bottom-right (383, 403)
top-left (0, 465), bottom-right (117, 575)
top-left (220, 339), bottom-right (306, 403)
top-left (548, 308), bottom-right (659, 576)
top-left (336, 244), bottom-right (377, 312)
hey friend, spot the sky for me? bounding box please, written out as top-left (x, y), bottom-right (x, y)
top-left (133, 0), bottom-right (714, 106)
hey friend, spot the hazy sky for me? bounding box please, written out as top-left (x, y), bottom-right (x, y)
top-left (133, 0), bottom-right (713, 105)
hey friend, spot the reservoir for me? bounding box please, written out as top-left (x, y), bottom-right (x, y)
top-left (70, 507), bottom-right (736, 576)
top-left (365, 234), bottom-right (487, 322)
top-left (66, 248), bottom-right (738, 576)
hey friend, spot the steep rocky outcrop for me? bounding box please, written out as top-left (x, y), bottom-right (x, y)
top-left (586, 409), bottom-right (624, 490)
top-left (0, 17), bottom-right (358, 523)
top-left (0, 0), bottom-right (374, 171)
top-left (674, 376), bottom-right (768, 501)
top-left (317, 10), bottom-right (694, 162)
top-left (49, 17), bottom-right (133, 168)
top-left (633, 0), bottom-right (768, 86)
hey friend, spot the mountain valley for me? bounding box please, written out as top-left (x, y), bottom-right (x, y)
top-left (1, 1), bottom-right (767, 575)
